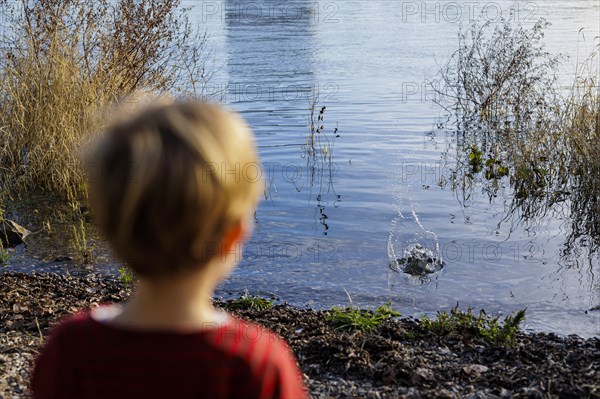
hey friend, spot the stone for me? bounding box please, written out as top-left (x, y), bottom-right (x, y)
top-left (411, 367), bottom-right (434, 384)
top-left (463, 364), bottom-right (489, 378)
top-left (0, 220), bottom-right (31, 247)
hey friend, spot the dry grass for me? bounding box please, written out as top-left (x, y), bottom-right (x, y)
top-left (0, 0), bottom-right (210, 204)
top-left (560, 52), bottom-right (600, 248)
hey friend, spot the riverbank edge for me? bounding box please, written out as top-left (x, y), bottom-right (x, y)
top-left (1, 272), bottom-right (598, 398)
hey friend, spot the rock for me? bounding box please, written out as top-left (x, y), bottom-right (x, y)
top-left (411, 367), bottom-right (434, 385)
top-left (52, 256), bottom-right (73, 262)
top-left (463, 364), bottom-right (489, 378)
top-left (436, 389), bottom-right (456, 398)
top-left (390, 243), bottom-right (444, 275)
top-left (0, 219), bottom-right (31, 247)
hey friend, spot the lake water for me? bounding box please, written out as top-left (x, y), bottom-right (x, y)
top-left (5, 0), bottom-right (600, 337)
top-left (199, 0), bottom-right (600, 337)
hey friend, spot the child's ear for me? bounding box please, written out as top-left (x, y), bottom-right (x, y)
top-left (219, 217), bottom-right (251, 256)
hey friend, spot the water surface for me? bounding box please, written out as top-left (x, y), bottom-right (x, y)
top-left (5, 0), bottom-right (600, 337)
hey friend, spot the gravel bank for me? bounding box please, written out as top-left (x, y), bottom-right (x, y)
top-left (1, 273), bottom-right (598, 398)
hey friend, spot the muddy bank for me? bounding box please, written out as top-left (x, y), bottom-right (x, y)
top-left (0, 272), bottom-right (598, 398)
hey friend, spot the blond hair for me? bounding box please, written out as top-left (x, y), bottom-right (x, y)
top-left (84, 100), bottom-right (262, 277)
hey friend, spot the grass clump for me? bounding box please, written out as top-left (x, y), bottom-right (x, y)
top-left (0, 243), bottom-right (9, 266)
top-left (71, 219), bottom-right (93, 265)
top-left (117, 266), bottom-right (135, 286)
top-left (421, 305), bottom-right (526, 348)
top-left (328, 302), bottom-right (401, 333)
top-left (226, 290), bottom-right (275, 311)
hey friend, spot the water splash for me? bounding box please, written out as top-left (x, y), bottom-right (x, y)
top-left (388, 198), bottom-right (444, 285)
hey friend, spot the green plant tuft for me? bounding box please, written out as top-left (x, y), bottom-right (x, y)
top-left (420, 305), bottom-right (526, 348)
top-left (328, 302), bottom-right (401, 333)
top-left (227, 290), bottom-right (275, 311)
top-left (117, 267), bottom-right (135, 286)
top-left (0, 243), bottom-right (10, 266)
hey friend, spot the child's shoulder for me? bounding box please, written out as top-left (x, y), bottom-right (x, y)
top-left (47, 308), bottom-right (95, 336)
top-left (220, 314), bottom-right (287, 344)
top-left (35, 308), bottom-right (99, 362)
top-left (208, 313), bottom-right (297, 367)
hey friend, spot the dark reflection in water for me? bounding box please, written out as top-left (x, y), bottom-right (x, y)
top-left (223, 0), bottom-right (316, 109)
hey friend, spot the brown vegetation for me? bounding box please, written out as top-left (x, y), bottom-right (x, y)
top-left (0, 0), bottom-right (210, 203)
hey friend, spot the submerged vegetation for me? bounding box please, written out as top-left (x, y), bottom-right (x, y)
top-left (435, 16), bottom-right (600, 252)
top-left (0, 242), bottom-right (9, 266)
top-left (302, 92), bottom-right (342, 235)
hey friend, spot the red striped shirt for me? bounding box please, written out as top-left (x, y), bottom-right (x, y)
top-left (31, 308), bottom-right (308, 399)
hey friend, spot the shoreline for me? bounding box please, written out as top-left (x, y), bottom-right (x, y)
top-left (1, 272), bottom-right (598, 398)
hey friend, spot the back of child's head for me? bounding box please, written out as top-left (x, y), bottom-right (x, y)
top-left (84, 100), bottom-right (262, 278)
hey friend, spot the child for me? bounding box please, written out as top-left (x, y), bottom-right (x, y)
top-left (31, 100), bottom-right (308, 399)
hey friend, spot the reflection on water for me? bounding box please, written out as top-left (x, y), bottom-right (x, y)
top-left (2, 0), bottom-right (600, 336)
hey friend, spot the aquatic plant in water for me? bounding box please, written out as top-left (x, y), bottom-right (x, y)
top-left (71, 219), bottom-right (94, 265)
top-left (434, 15), bottom-right (600, 254)
top-left (302, 91), bottom-right (342, 235)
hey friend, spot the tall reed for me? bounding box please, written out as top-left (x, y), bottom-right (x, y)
top-left (0, 0), bottom-right (210, 203)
